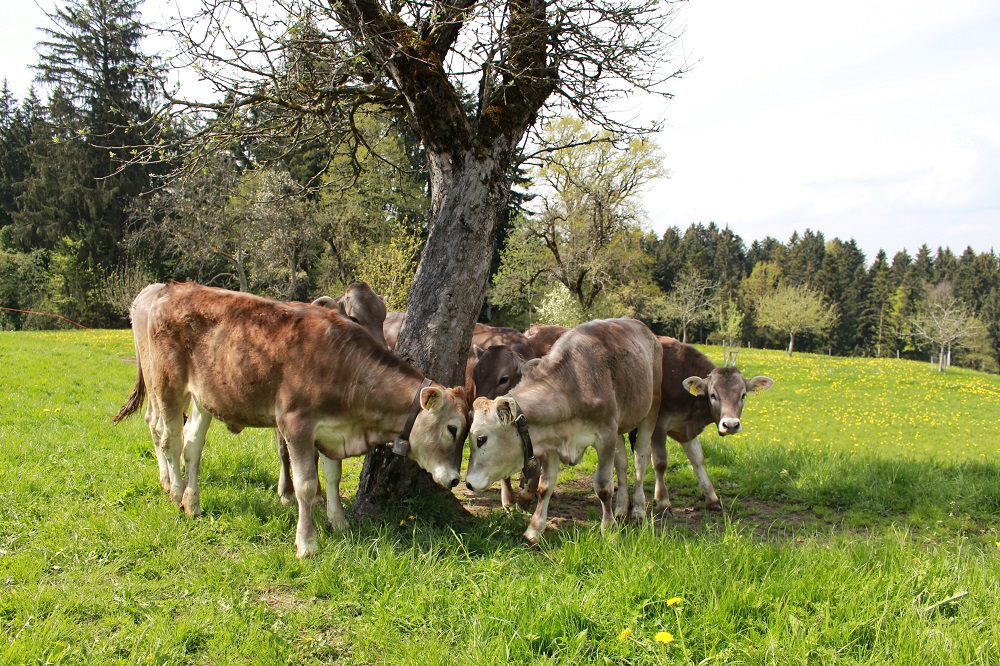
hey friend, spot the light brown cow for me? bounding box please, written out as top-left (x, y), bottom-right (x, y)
top-left (469, 343), bottom-right (538, 508)
top-left (649, 336), bottom-right (773, 513)
top-left (523, 323), bottom-right (569, 358)
top-left (466, 318), bottom-right (662, 544)
top-left (113, 283), bottom-right (468, 557)
top-left (276, 283), bottom-right (389, 504)
top-left (383, 311), bottom-right (405, 351)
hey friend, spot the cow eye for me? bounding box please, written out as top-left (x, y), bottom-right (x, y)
top-left (740, 392), bottom-right (746, 402)
top-left (710, 393), bottom-right (718, 402)
top-left (476, 435), bottom-right (487, 448)
top-left (348, 315), bottom-right (360, 324)
top-left (499, 376), bottom-right (509, 385)
top-left (447, 425), bottom-right (458, 439)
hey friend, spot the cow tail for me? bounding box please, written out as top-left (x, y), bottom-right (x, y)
top-left (112, 362), bottom-right (146, 424)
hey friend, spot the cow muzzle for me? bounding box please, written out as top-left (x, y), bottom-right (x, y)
top-left (718, 418), bottom-right (742, 435)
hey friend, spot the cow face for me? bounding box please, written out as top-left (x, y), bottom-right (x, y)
top-left (317, 282), bottom-right (389, 349)
top-left (407, 385), bottom-right (469, 488)
top-left (472, 345), bottom-right (528, 400)
top-left (682, 367), bottom-right (774, 436)
top-left (465, 396), bottom-right (525, 491)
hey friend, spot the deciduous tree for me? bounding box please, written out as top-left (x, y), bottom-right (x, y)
top-left (755, 284), bottom-right (838, 357)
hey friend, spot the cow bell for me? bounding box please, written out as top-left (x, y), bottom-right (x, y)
top-left (392, 437), bottom-right (411, 457)
top-left (522, 455), bottom-right (541, 481)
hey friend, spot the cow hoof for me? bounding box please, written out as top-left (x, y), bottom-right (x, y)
top-left (279, 493), bottom-right (293, 506)
top-left (654, 503), bottom-right (673, 518)
top-left (296, 540), bottom-right (318, 559)
top-left (706, 500), bottom-right (723, 512)
top-left (327, 516), bottom-right (349, 533)
top-left (629, 507), bottom-right (647, 523)
top-left (522, 534), bottom-right (541, 550)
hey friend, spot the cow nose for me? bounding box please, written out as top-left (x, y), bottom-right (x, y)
top-left (721, 418), bottom-right (741, 433)
top-left (466, 481), bottom-right (474, 491)
top-left (450, 477), bottom-right (460, 488)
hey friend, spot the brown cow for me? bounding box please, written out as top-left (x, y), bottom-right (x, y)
top-left (523, 323), bottom-right (569, 358)
top-left (649, 336), bottom-right (773, 513)
top-left (276, 283), bottom-right (389, 504)
top-left (113, 283), bottom-right (468, 557)
top-left (466, 318), bottom-right (662, 544)
top-left (383, 311), bottom-right (405, 351)
top-left (310, 281), bottom-right (388, 349)
top-left (469, 343), bottom-right (539, 508)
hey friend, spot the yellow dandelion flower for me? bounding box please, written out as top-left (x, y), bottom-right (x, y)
top-left (996, 541), bottom-right (1000, 548)
top-left (409, 515), bottom-right (415, 520)
top-left (44, 409), bottom-right (51, 413)
top-left (618, 628), bottom-right (632, 641)
top-left (55, 408), bottom-right (61, 413)
top-left (399, 520), bottom-right (406, 526)
top-left (666, 597), bottom-right (683, 607)
top-left (655, 631), bottom-right (675, 644)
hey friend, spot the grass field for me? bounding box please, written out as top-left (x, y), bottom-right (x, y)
top-left (1, 330), bottom-right (999, 665)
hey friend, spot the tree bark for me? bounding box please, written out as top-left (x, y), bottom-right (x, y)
top-left (350, 145), bottom-right (515, 520)
top-left (788, 332), bottom-right (795, 358)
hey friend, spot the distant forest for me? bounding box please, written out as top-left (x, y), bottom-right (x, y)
top-left (2, 0), bottom-right (997, 373)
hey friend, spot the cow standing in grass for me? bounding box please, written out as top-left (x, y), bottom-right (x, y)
top-left (113, 283), bottom-right (468, 557)
top-left (465, 318), bottom-right (662, 544)
top-left (276, 283), bottom-right (389, 505)
top-left (650, 337), bottom-right (774, 513)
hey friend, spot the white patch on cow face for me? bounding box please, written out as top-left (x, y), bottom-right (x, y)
top-left (466, 397), bottom-right (524, 491)
top-left (408, 386), bottom-right (466, 488)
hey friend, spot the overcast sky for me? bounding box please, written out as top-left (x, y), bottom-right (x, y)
top-left (3, 0), bottom-right (999, 264)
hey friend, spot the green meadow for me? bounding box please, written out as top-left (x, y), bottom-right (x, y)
top-left (1, 330), bottom-right (999, 665)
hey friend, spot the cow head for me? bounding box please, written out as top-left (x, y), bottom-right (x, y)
top-left (682, 367), bottom-right (773, 436)
top-left (471, 345), bottom-right (536, 400)
top-left (465, 396), bottom-right (527, 491)
top-left (313, 282), bottom-right (389, 349)
top-left (406, 385), bottom-right (469, 489)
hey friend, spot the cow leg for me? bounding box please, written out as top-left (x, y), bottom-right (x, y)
top-left (319, 453), bottom-right (348, 532)
top-left (682, 437), bottom-right (721, 510)
top-left (156, 407), bottom-right (186, 508)
top-left (594, 433), bottom-right (618, 534)
top-left (651, 423), bottom-right (671, 515)
top-left (144, 399), bottom-right (172, 494)
top-left (516, 474), bottom-right (540, 511)
top-left (630, 417), bottom-right (655, 522)
top-left (280, 416), bottom-right (321, 557)
top-left (523, 451), bottom-right (559, 546)
top-left (276, 429), bottom-right (294, 505)
top-left (500, 477), bottom-right (517, 509)
top-left (179, 400), bottom-right (213, 517)
top-left (613, 436), bottom-right (629, 521)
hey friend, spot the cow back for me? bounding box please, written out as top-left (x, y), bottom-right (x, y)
top-left (512, 318), bottom-right (661, 433)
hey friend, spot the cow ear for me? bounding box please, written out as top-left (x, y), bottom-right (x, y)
top-left (495, 396), bottom-right (517, 425)
top-left (420, 386), bottom-right (444, 411)
top-left (472, 396), bottom-right (492, 411)
top-left (521, 358), bottom-right (542, 378)
top-left (472, 344), bottom-right (486, 360)
top-left (310, 295), bottom-right (337, 310)
top-left (379, 294), bottom-right (387, 303)
top-left (450, 385), bottom-right (469, 407)
top-left (683, 376), bottom-right (708, 396)
top-left (747, 376), bottom-right (774, 394)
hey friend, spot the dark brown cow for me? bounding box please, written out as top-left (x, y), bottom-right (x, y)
top-left (113, 283), bottom-right (468, 557)
top-left (466, 318), bottom-right (662, 544)
top-left (650, 336), bottom-right (773, 513)
top-left (523, 323), bottom-right (569, 357)
top-left (276, 282), bottom-right (389, 505)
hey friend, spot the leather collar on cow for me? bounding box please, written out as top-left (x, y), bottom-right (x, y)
top-left (513, 400), bottom-right (541, 482)
top-left (391, 378), bottom-right (434, 457)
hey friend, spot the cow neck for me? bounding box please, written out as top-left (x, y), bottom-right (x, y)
top-left (511, 399), bottom-right (541, 481)
top-left (391, 378), bottom-right (433, 456)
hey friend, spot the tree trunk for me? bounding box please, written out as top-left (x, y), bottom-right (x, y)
top-left (350, 144), bottom-right (514, 520)
top-left (787, 332), bottom-right (795, 358)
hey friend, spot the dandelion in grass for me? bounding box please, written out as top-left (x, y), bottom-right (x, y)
top-left (618, 628), bottom-right (632, 641)
top-left (666, 597), bottom-right (683, 607)
top-left (655, 631), bottom-right (675, 644)
top-left (400, 520), bottom-right (406, 526)
top-left (409, 515), bottom-right (415, 520)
